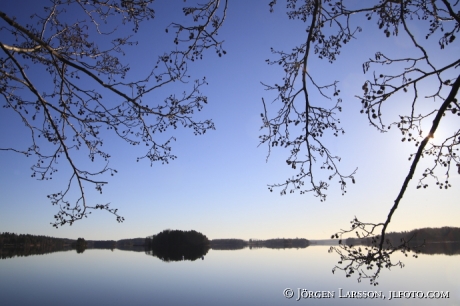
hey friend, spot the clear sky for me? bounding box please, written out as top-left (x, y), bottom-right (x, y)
top-left (1, 0), bottom-right (459, 241)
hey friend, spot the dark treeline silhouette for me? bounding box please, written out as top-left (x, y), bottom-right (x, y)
top-left (145, 229), bottom-right (210, 262)
top-left (401, 227), bottom-right (460, 243)
top-left (0, 232), bottom-right (74, 248)
top-left (86, 240), bottom-right (117, 249)
top-left (0, 232), bottom-right (76, 259)
top-left (116, 238), bottom-right (146, 252)
top-left (252, 238), bottom-right (309, 249)
top-left (344, 227), bottom-right (460, 256)
top-left (1, 232), bottom-right (113, 249)
top-left (5, 227), bottom-right (457, 261)
top-left (118, 238), bottom-right (145, 247)
top-left (346, 227), bottom-right (460, 246)
top-left (0, 232), bottom-right (145, 259)
top-left (211, 239), bottom-right (248, 250)
top-left (1, 232), bottom-right (143, 250)
top-left (145, 229), bottom-right (210, 248)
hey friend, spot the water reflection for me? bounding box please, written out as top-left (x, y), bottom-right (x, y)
top-left (2, 241), bottom-right (458, 261)
top-left (210, 238), bottom-right (310, 251)
top-left (336, 241), bottom-right (460, 256)
top-left (417, 242), bottom-right (460, 256)
top-left (1, 244), bottom-right (459, 305)
top-left (0, 245), bottom-right (72, 260)
top-left (145, 245), bottom-right (210, 262)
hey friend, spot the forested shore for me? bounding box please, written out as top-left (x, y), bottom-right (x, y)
top-left (345, 226), bottom-right (460, 246)
top-left (2, 226), bottom-right (458, 254)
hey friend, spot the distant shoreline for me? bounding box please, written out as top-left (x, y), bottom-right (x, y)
top-left (2, 226), bottom-right (459, 249)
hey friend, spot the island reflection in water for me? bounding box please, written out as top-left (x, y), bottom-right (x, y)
top-left (145, 244), bottom-right (210, 262)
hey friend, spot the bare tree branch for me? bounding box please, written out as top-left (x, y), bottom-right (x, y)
top-left (265, 0), bottom-right (459, 284)
top-left (0, 0), bottom-right (227, 227)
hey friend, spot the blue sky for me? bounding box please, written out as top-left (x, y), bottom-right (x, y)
top-left (1, 0), bottom-right (459, 241)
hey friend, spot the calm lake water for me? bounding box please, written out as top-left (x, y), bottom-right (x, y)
top-left (1, 245), bottom-right (459, 305)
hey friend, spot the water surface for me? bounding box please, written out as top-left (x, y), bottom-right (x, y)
top-left (0, 245), bottom-right (458, 305)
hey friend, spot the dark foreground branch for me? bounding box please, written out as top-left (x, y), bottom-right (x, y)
top-left (330, 75), bottom-right (460, 285)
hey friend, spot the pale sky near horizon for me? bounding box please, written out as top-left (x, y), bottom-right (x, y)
top-left (1, 0), bottom-right (459, 241)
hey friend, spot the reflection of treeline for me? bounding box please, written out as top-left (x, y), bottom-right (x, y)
top-left (0, 245), bottom-right (72, 260)
top-left (417, 242), bottom-right (460, 256)
top-left (210, 238), bottom-right (310, 250)
top-left (346, 227), bottom-right (460, 246)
